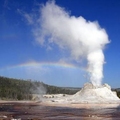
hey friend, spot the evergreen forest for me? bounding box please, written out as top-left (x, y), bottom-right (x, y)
top-left (0, 76), bottom-right (80, 100)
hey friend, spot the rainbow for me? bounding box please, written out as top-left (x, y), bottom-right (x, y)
top-left (0, 61), bottom-right (81, 71)
top-left (0, 61), bottom-right (85, 87)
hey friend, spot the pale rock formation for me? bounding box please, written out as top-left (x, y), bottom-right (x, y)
top-left (69, 83), bottom-right (120, 103)
top-left (48, 83), bottom-right (120, 104)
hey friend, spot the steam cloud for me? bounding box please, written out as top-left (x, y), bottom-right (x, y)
top-left (27, 1), bottom-right (110, 86)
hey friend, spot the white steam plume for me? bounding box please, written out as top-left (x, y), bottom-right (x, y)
top-left (28, 1), bottom-right (110, 86)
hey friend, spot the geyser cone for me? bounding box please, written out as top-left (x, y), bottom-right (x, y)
top-left (44, 83), bottom-right (120, 104)
top-left (70, 83), bottom-right (120, 103)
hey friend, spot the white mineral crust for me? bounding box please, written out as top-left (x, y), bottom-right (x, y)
top-left (48, 83), bottom-right (120, 104)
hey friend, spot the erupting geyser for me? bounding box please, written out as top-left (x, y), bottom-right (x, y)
top-left (29, 1), bottom-right (110, 86)
top-left (26, 1), bottom-right (120, 103)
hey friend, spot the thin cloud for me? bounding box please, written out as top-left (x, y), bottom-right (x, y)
top-left (3, 0), bottom-right (10, 10)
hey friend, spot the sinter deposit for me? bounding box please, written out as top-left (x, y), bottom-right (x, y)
top-left (44, 83), bottom-right (120, 104)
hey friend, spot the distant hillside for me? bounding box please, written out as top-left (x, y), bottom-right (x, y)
top-left (0, 76), bottom-right (80, 100)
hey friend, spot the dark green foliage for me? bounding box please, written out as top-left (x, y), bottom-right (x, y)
top-left (112, 89), bottom-right (120, 98)
top-left (117, 91), bottom-right (120, 98)
top-left (0, 76), bottom-right (80, 100)
top-left (0, 76), bottom-right (41, 100)
top-left (46, 84), bottom-right (80, 94)
top-left (115, 89), bottom-right (120, 98)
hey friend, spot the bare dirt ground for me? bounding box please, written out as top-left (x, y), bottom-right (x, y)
top-left (0, 101), bottom-right (120, 120)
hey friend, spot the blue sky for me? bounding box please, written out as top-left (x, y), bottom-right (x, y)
top-left (0, 0), bottom-right (120, 88)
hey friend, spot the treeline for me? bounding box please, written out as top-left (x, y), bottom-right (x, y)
top-left (116, 91), bottom-right (120, 98)
top-left (46, 84), bottom-right (80, 95)
top-left (0, 76), bottom-right (120, 100)
top-left (114, 89), bottom-right (120, 98)
top-left (0, 76), bottom-right (33, 100)
top-left (0, 76), bottom-right (80, 100)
